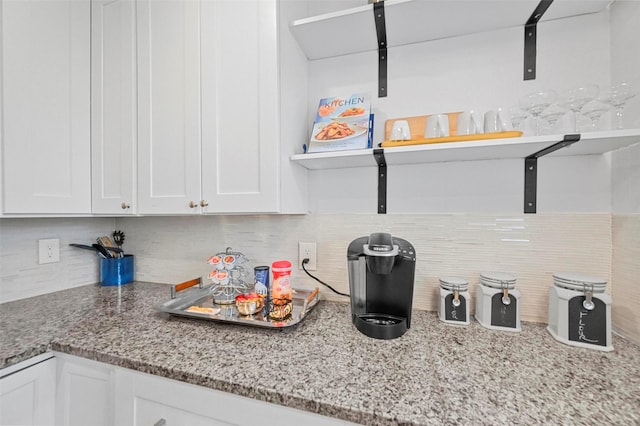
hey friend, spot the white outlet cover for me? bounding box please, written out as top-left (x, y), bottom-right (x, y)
top-left (38, 238), bottom-right (60, 264)
top-left (299, 241), bottom-right (317, 270)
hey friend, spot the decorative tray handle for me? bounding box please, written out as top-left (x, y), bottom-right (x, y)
top-left (171, 277), bottom-right (203, 299)
top-left (300, 287), bottom-right (320, 320)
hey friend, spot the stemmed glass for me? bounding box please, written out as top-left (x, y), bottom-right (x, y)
top-left (581, 100), bottom-right (611, 131)
top-left (519, 90), bottom-right (557, 136)
top-left (599, 81), bottom-right (639, 129)
top-left (558, 84), bottom-right (599, 133)
top-left (508, 106), bottom-right (530, 132)
top-left (540, 104), bottom-right (568, 134)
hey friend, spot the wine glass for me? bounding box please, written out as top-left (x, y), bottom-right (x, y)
top-left (599, 81), bottom-right (639, 129)
top-left (581, 100), bottom-right (611, 131)
top-left (519, 90), bottom-right (557, 135)
top-left (508, 106), bottom-right (529, 132)
top-left (540, 104), bottom-right (568, 134)
top-left (558, 84), bottom-right (599, 133)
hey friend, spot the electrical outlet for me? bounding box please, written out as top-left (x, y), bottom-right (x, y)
top-left (38, 238), bottom-right (60, 264)
top-left (299, 241), bottom-right (317, 271)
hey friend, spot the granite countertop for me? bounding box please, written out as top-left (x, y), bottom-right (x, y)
top-left (1, 282), bottom-right (639, 425)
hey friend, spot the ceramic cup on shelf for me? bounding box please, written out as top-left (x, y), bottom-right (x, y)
top-left (484, 108), bottom-right (512, 133)
top-left (456, 110), bottom-right (484, 135)
top-left (390, 120), bottom-right (412, 141)
top-left (425, 114), bottom-right (450, 138)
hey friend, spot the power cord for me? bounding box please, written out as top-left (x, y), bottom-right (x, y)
top-left (301, 258), bottom-right (350, 297)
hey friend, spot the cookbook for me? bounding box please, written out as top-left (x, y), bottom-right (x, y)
top-left (307, 93), bottom-right (372, 153)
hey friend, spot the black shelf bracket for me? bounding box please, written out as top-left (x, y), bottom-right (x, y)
top-left (524, 0), bottom-right (553, 80)
top-left (524, 134), bottom-right (580, 213)
top-left (373, 1), bottom-right (387, 97)
top-left (374, 149), bottom-right (387, 214)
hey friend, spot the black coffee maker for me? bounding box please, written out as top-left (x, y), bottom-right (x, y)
top-left (347, 233), bottom-right (416, 339)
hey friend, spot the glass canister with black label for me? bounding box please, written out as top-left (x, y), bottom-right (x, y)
top-left (547, 272), bottom-right (613, 351)
top-left (439, 277), bottom-right (470, 325)
top-left (475, 272), bottom-right (521, 332)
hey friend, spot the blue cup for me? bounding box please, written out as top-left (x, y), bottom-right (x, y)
top-left (100, 255), bottom-right (134, 286)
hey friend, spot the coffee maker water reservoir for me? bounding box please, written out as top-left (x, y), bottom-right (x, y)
top-left (347, 233), bottom-right (416, 339)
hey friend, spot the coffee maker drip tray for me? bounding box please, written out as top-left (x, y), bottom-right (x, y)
top-left (354, 313), bottom-right (408, 340)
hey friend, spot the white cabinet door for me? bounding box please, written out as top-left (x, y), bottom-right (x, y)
top-left (55, 354), bottom-right (114, 426)
top-left (200, 0), bottom-right (279, 213)
top-left (136, 0), bottom-right (202, 214)
top-left (1, 0), bottom-right (90, 214)
top-left (0, 356), bottom-right (56, 426)
top-left (115, 368), bottom-right (355, 426)
top-left (91, 0), bottom-right (137, 215)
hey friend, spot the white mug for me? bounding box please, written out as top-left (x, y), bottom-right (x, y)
top-left (484, 108), bottom-right (512, 133)
top-left (425, 114), bottom-right (450, 138)
top-left (457, 110), bottom-right (484, 135)
top-left (390, 120), bottom-right (411, 141)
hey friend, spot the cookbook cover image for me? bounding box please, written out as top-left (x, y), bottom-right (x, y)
top-left (307, 93), bottom-right (371, 153)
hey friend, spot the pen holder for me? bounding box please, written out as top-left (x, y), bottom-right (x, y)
top-left (100, 255), bottom-right (134, 286)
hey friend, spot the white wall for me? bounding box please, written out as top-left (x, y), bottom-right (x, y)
top-left (609, 0), bottom-right (640, 343)
top-left (304, 9), bottom-right (616, 214)
top-left (610, 0), bottom-right (640, 215)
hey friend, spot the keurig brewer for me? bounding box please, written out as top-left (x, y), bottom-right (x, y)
top-left (347, 233), bottom-right (416, 339)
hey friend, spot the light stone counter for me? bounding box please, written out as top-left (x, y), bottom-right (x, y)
top-left (1, 282), bottom-right (639, 425)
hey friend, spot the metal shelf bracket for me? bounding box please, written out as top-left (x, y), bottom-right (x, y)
top-left (374, 149), bottom-right (387, 214)
top-left (373, 1), bottom-right (388, 97)
top-left (524, 134), bottom-right (580, 213)
top-left (524, 0), bottom-right (553, 80)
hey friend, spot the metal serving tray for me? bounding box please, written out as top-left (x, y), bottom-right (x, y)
top-left (154, 280), bottom-right (320, 329)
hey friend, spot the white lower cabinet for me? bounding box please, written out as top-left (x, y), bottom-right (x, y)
top-left (115, 368), bottom-right (356, 426)
top-left (52, 353), bottom-right (355, 426)
top-left (0, 355), bottom-right (56, 426)
top-left (55, 354), bottom-right (114, 426)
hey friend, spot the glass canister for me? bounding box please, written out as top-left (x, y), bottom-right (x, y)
top-left (475, 272), bottom-right (521, 332)
top-left (547, 272), bottom-right (613, 351)
top-left (270, 260), bottom-right (292, 320)
top-left (438, 277), bottom-right (470, 325)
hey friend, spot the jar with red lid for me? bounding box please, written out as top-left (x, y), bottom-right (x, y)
top-left (270, 260), bottom-right (292, 320)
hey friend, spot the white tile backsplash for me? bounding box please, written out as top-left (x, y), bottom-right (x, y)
top-left (612, 214), bottom-right (640, 343)
top-left (118, 213), bottom-right (611, 323)
top-left (0, 217), bottom-right (116, 302)
top-left (1, 213), bottom-right (629, 331)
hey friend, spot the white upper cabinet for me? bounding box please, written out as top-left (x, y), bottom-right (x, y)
top-left (136, 0), bottom-right (203, 214)
top-left (137, 0), bottom-right (304, 214)
top-left (91, 0), bottom-right (137, 215)
top-left (200, 0), bottom-right (279, 213)
top-left (1, 0), bottom-right (91, 214)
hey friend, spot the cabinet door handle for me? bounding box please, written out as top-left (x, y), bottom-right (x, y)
top-left (200, 200), bottom-right (209, 207)
top-left (121, 202), bottom-right (131, 210)
top-left (188, 201), bottom-right (198, 208)
top-left (154, 419), bottom-right (166, 426)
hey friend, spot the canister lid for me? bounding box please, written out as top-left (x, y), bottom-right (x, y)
top-left (480, 271), bottom-right (516, 289)
top-left (439, 276), bottom-right (469, 291)
top-left (553, 272), bottom-right (607, 292)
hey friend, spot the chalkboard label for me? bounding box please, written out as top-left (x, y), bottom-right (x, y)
top-left (491, 293), bottom-right (517, 328)
top-left (444, 294), bottom-right (467, 322)
top-left (568, 296), bottom-right (607, 347)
